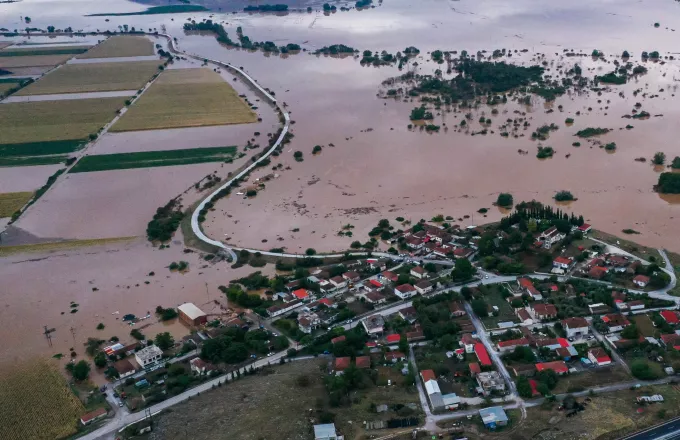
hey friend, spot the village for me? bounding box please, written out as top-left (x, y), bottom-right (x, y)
top-left (69, 201), bottom-right (678, 440)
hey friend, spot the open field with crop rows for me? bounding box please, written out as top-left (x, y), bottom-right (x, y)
top-left (0, 359), bottom-right (85, 440)
top-left (17, 61), bottom-right (161, 95)
top-left (70, 145), bottom-right (237, 172)
top-left (77, 35), bottom-right (154, 58)
top-left (111, 68), bottom-right (257, 132)
top-left (0, 54), bottom-right (73, 68)
top-left (0, 97), bottom-right (125, 144)
top-left (0, 191), bottom-right (33, 216)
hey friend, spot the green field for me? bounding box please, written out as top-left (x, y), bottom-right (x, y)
top-left (88, 5), bottom-right (208, 16)
top-left (0, 192), bottom-right (33, 217)
top-left (0, 46), bottom-right (90, 57)
top-left (0, 140), bottom-right (85, 157)
top-left (17, 61), bottom-right (161, 95)
top-left (0, 156), bottom-right (67, 167)
top-left (70, 146), bottom-right (237, 172)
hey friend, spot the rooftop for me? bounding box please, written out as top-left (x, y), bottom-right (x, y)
top-left (177, 302), bottom-right (206, 320)
top-left (479, 406), bottom-right (508, 425)
top-left (135, 344), bottom-right (163, 361)
top-left (313, 423), bottom-right (337, 439)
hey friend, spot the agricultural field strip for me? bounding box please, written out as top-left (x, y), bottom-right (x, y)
top-left (76, 35), bottom-right (154, 59)
top-left (0, 191), bottom-right (33, 217)
top-left (0, 46), bottom-right (91, 57)
top-left (0, 156), bottom-right (68, 167)
top-left (16, 60), bottom-right (161, 95)
top-left (0, 360), bottom-right (85, 440)
top-left (0, 97), bottom-right (127, 144)
top-left (0, 236), bottom-right (137, 256)
top-left (70, 146), bottom-right (238, 172)
top-left (110, 68), bottom-right (257, 132)
top-left (0, 54), bottom-right (74, 68)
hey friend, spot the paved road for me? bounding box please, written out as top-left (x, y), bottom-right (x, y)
top-left (619, 416), bottom-right (680, 440)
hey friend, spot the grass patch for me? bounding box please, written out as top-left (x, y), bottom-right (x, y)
top-left (551, 365), bottom-right (630, 394)
top-left (111, 68), bottom-right (257, 132)
top-left (0, 236), bottom-right (136, 256)
top-left (17, 61), bottom-right (161, 95)
top-left (77, 36), bottom-right (154, 59)
top-left (0, 98), bottom-right (125, 144)
top-left (0, 359), bottom-right (85, 440)
top-left (0, 140), bottom-right (85, 157)
top-left (0, 54), bottom-right (73, 68)
top-left (590, 229), bottom-right (659, 261)
top-left (0, 156), bottom-right (68, 167)
top-left (0, 46), bottom-right (90, 57)
top-left (632, 314), bottom-right (655, 337)
top-left (70, 146), bottom-right (237, 173)
top-left (88, 5), bottom-right (208, 16)
top-left (0, 192), bottom-right (33, 217)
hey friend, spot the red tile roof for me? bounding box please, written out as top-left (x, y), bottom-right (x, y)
top-left (386, 334), bottom-right (401, 343)
top-left (355, 356), bottom-right (371, 369)
top-left (588, 266), bottom-right (608, 279)
top-left (497, 338), bottom-right (529, 348)
top-left (589, 347), bottom-right (611, 364)
top-left (335, 357), bottom-right (351, 371)
top-left (535, 361), bottom-right (568, 374)
top-left (80, 407), bottom-right (107, 424)
top-left (661, 310), bottom-right (679, 324)
top-left (661, 334), bottom-right (680, 345)
top-left (369, 279), bottom-right (383, 288)
top-left (331, 335), bottom-right (346, 344)
top-left (382, 270), bottom-right (398, 282)
top-left (474, 343), bottom-right (492, 366)
top-left (469, 362), bottom-right (481, 374)
top-left (385, 351), bottom-right (405, 361)
top-left (634, 274), bottom-right (650, 285)
top-left (554, 256), bottom-right (571, 265)
top-left (578, 224), bottom-right (592, 231)
top-left (318, 298), bottom-right (333, 306)
top-left (421, 369), bottom-right (436, 382)
top-left (365, 341), bottom-right (377, 348)
top-left (518, 278), bottom-right (534, 289)
top-left (562, 317), bottom-right (589, 329)
top-left (395, 284), bottom-right (416, 292)
top-left (529, 379), bottom-right (540, 396)
top-left (533, 303), bottom-right (557, 316)
top-left (292, 288), bottom-right (309, 299)
top-left (557, 338), bottom-right (570, 348)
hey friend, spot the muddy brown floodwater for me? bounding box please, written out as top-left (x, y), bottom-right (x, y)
top-left (1, 0), bottom-right (680, 376)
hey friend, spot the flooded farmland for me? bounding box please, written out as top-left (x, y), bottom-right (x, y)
top-left (1, 0), bottom-right (680, 379)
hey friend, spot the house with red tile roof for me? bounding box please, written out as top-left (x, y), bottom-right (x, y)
top-left (460, 333), bottom-right (476, 353)
top-left (386, 334), bottom-right (402, 344)
top-left (420, 369), bottom-right (436, 382)
top-left (385, 351), bottom-right (406, 363)
top-left (410, 266), bottom-right (427, 279)
top-left (535, 360), bottom-right (568, 374)
top-left (381, 270), bottom-right (398, 283)
top-left (588, 266), bottom-right (609, 279)
top-left (469, 362), bottom-right (481, 376)
top-left (335, 357), bottom-right (351, 374)
top-left (394, 284), bottom-right (417, 299)
top-left (661, 310), bottom-right (680, 325)
top-left (369, 279), bottom-right (383, 289)
top-left (516, 308), bottom-right (533, 325)
top-left (497, 338), bottom-right (530, 353)
top-left (342, 271), bottom-right (361, 282)
top-left (331, 335), bottom-right (346, 344)
top-left (474, 343), bottom-right (492, 366)
top-left (660, 333), bottom-right (680, 349)
top-left (80, 408), bottom-right (107, 426)
top-left (588, 348), bottom-right (612, 366)
top-left (364, 291), bottom-right (387, 305)
top-left (292, 288), bottom-right (309, 300)
top-left (399, 306), bottom-right (418, 323)
top-left (553, 256), bottom-right (572, 270)
top-left (453, 247), bottom-right (475, 259)
top-left (633, 274), bottom-right (650, 288)
top-left (578, 224), bottom-right (592, 233)
top-left (532, 303), bottom-right (557, 320)
top-left (449, 301), bottom-right (466, 317)
top-left (602, 313), bottom-right (630, 332)
top-left (517, 277), bottom-right (542, 300)
top-left (356, 356), bottom-right (371, 369)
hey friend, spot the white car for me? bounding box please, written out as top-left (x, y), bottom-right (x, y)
top-left (267, 352), bottom-right (274, 357)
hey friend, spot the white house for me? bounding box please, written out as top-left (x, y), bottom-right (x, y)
top-left (588, 348), bottom-right (612, 366)
top-left (539, 226), bottom-right (565, 249)
top-left (329, 276), bottom-right (348, 289)
top-left (562, 317), bottom-right (590, 338)
top-left (415, 280), bottom-right (433, 295)
top-left (135, 345), bottom-right (163, 368)
top-left (410, 266), bottom-right (427, 279)
top-left (394, 284), bottom-right (417, 299)
top-left (553, 256), bottom-right (572, 270)
top-left (113, 359), bottom-right (136, 379)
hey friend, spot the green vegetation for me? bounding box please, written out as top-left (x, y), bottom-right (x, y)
top-left (565, 118), bottom-right (574, 124)
top-left (554, 190), bottom-right (575, 202)
top-left (622, 229), bottom-right (640, 235)
top-left (0, 47), bottom-right (88, 57)
top-left (147, 198), bottom-right (183, 242)
top-left (536, 145), bottom-right (555, 159)
top-left (70, 146), bottom-right (237, 173)
top-left (672, 156), bottom-right (680, 169)
top-left (631, 360), bottom-right (663, 380)
top-left (155, 306), bottom-right (178, 321)
top-left (244, 4), bottom-right (289, 12)
top-left (652, 152), bottom-right (666, 165)
top-left (496, 193), bottom-right (513, 207)
top-left (294, 151), bottom-right (303, 162)
top-left (657, 173), bottom-right (680, 194)
top-left (572, 142), bottom-right (581, 147)
top-left (0, 140), bottom-right (85, 157)
top-left (532, 124), bottom-right (558, 140)
top-left (87, 5), bottom-right (208, 15)
top-left (597, 72), bottom-right (627, 84)
top-left (314, 44), bottom-right (356, 55)
top-left (604, 142), bottom-right (617, 151)
top-left (576, 127), bottom-right (609, 138)
top-left (0, 156), bottom-right (68, 167)
top-left (410, 106), bottom-right (433, 120)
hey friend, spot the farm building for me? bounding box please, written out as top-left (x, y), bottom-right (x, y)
top-left (178, 302), bottom-right (207, 326)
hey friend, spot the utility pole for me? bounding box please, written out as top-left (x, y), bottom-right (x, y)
top-left (43, 325), bottom-right (54, 347)
top-left (69, 326), bottom-right (76, 344)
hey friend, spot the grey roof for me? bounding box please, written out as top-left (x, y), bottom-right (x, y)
top-left (479, 406), bottom-right (508, 425)
top-left (313, 423), bottom-right (337, 439)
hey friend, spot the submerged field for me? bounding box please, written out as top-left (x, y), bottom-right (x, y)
top-left (0, 191), bottom-right (33, 217)
top-left (110, 68), bottom-right (257, 132)
top-left (70, 145), bottom-right (237, 172)
top-left (76, 35), bottom-right (154, 59)
top-left (0, 46), bottom-right (90, 57)
top-left (0, 359), bottom-right (85, 440)
top-left (16, 61), bottom-right (161, 95)
top-left (0, 98), bottom-right (125, 144)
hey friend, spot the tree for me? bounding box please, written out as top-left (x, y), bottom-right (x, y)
top-left (168, 363), bottom-right (186, 377)
top-left (621, 324), bottom-right (639, 340)
top-left (72, 360), bottom-right (91, 381)
top-left (631, 360), bottom-right (661, 380)
top-left (399, 334), bottom-right (409, 354)
top-left (653, 152), bottom-right (666, 165)
top-left (672, 156), bottom-right (680, 169)
top-left (460, 286), bottom-right (473, 301)
top-left (424, 262), bottom-right (437, 273)
top-left (224, 342), bottom-right (249, 363)
top-left (155, 332), bottom-right (175, 350)
top-left (517, 376), bottom-right (533, 398)
top-left (536, 369), bottom-right (559, 390)
top-left (96, 323), bottom-right (105, 330)
top-left (94, 352), bottom-right (107, 368)
top-left (305, 248), bottom-right (316, 256)
top-left (496, 193), bottom-right (513, 207)
top-left (471, 299), bottom-right (489, 317)
top-left (451, 258), bottom-right (476, 281)
top-left (536, 382), bottom-right (550, 396)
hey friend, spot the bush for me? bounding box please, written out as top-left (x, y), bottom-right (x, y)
top-left (293, 151), bottom-right (303, 162)
top-left (652, 152), bottom-right (666, 165)
top-left (496, 193), bottom-right (513, 207)
top-left (656, 172), bottom-right (680, 194)
top-left (631, 360), bottom-right (662, 380)
top-left (312, 145), bottom-right (322, 154)
top-left (554, 191), bottom-right (575, 202)
top-left (305, 248), bottom-right (316, 256)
